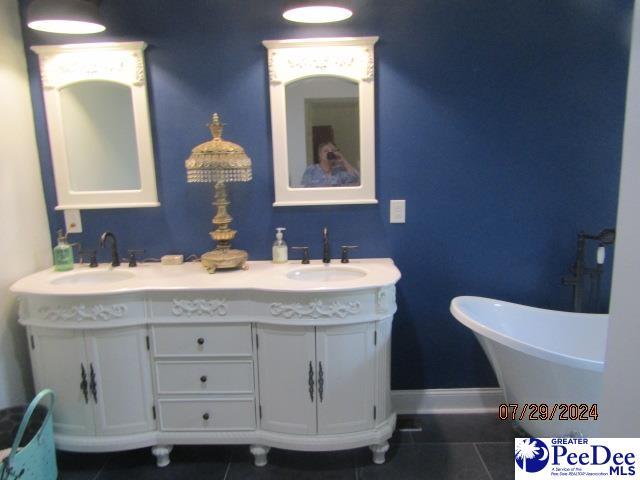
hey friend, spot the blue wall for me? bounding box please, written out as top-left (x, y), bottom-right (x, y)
top-left (20, 0), bottom-right (632, 389)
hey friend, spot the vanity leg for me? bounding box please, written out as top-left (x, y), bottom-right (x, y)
top-left (369, 441), bottom-right (389, 465)
top-left (151, 445), bottom-right (173, 467)
top-left (249, 444), bottom-right (271, 467)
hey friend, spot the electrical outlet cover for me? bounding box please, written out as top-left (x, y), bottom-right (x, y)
top-left (64, 209), bottom-right (82, 233)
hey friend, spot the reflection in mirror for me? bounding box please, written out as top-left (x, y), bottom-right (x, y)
top-left (60, 81), bottom-right (141, 191)
top-left (264, 36), bottom-right (378, 206)
top-left (285, 77), bottom-right (360, 188)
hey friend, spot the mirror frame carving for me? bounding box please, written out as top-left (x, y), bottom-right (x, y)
top-left (32, 42), bottom-right (159, 210)
top-left (263, 37), bottom-right (379, 206)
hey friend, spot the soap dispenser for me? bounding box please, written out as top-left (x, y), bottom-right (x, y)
top-left (53, 229), bottom-right (74, 271)
top-left (272, 227), bottom-right (288, 264)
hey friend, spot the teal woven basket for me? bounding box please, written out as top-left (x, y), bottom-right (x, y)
top-left (0, 390), bottom-right (57, 480)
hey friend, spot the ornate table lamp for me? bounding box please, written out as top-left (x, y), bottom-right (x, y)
top-left (185, 113), bottom-right (252, 273)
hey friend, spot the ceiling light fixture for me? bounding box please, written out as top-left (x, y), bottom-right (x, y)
top-left (282, 1), bottom-right (353, 24)
top-left (27, 0), bottom-right (106, 34)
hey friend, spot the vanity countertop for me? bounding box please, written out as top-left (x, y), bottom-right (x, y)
top-left (11, 258), bottom-right (401, 297)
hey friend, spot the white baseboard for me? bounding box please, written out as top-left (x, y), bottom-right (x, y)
top-left (391, 388), bottom-right (505, 414)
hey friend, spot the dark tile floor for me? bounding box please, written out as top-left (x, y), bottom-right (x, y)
top-left (57, 414), bottom-right (517, 480)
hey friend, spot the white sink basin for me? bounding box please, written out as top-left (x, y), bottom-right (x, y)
top-left (50, 270), bottom-right (135, 285)
top-left (286, 266), bottom-right (367, 282)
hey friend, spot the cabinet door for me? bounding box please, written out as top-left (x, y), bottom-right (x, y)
top-left (86, 326), bottom-right (155, 435)
top-left (316, 323), bottom-right (376, 434)
top-left (257, 325), bottom-right (317, 434)
top-left (29, 327), bottom-right (95, 436)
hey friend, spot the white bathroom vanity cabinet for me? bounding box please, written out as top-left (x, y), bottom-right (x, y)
top-left (11, 260), bottom-right (400, 466)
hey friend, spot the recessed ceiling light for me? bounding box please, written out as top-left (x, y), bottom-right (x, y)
top-left (283, 1), bottom-right (353, 24)
top-left (27, 0), bottom-right (106, 34)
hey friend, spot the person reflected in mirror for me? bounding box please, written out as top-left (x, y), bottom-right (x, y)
top-left (301, 142), bottom-right (360, 187)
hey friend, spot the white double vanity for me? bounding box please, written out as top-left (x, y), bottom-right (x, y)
top-left (11, 259), bottom-right (400, 467)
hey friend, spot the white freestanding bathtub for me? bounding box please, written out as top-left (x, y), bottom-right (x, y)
top-left (450, 296), bottom-right (607, 437)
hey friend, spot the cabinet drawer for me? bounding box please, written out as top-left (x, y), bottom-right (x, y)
top-left (155, 360), bottom-right (254, 394)
top-left (158, 398), bottom-right (255, 431)
top-left (153, 324), bottom-right (252, 357)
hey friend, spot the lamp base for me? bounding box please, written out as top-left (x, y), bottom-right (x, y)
top-left (201, 249), bottom-right (248, 274)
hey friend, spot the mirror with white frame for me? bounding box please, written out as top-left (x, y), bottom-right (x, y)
top-left (32, 42), bottom-right (159, 210)
top-left (263, 37), bottom-right (378, 206)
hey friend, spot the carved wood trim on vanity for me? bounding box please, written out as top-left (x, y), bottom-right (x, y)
top-left (269, 300), bottom-right (361, 319)
top-left (22, 289), bottom-right (397, 328)
top-left (376, 286), bottom-right (396, 314)
top-left (39, 304), bottom-right (128, 322)
top-left (171, 298), bottom-right (228, 317)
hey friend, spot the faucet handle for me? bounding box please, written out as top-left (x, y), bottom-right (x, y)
top-left (127, 249), bottom-right (145, 268)
top-left (79, 249), bottom-right (98, 268)
top-left (291, 246), bottom-right (310, 264)
top-left (340, 245), bottom-right (358, 263)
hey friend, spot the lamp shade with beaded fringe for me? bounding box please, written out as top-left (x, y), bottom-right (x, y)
top-left (185, 113), bottom-right (252, 183)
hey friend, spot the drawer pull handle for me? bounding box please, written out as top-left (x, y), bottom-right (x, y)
top-left (197, 337), bottom-right (205, 345)
top-left (200, 375), bottom-right (207, 383)
top-left (202, 413), bottom-right (210, 421)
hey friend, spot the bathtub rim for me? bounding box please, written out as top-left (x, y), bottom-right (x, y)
top-left (450, 296), bottom-right (606, 373)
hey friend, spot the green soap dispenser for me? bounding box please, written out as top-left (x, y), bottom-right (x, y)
top-left (53, 229), bottom-right (74, 271)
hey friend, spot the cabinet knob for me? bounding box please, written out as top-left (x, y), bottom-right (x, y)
top-left (200, 375), bottom-right (207, 383)
top-left (197, 337), bottom-right (205, 345)
top-left (202, 413), bottom-right (210, 421)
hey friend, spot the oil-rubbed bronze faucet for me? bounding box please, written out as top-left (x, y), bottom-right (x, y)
top-left (322, 226), bottom-right (330, 264)
top-left (99, 231), bottom-right (120, 267)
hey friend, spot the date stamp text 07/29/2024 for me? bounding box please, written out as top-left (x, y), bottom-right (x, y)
top-left (499, 403), bottom-right (599, 422)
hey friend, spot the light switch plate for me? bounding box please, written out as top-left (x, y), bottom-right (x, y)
top-left (390, 200), bottom-right (406, 223)
top-left (64, 209), bottom-right (82, 233)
